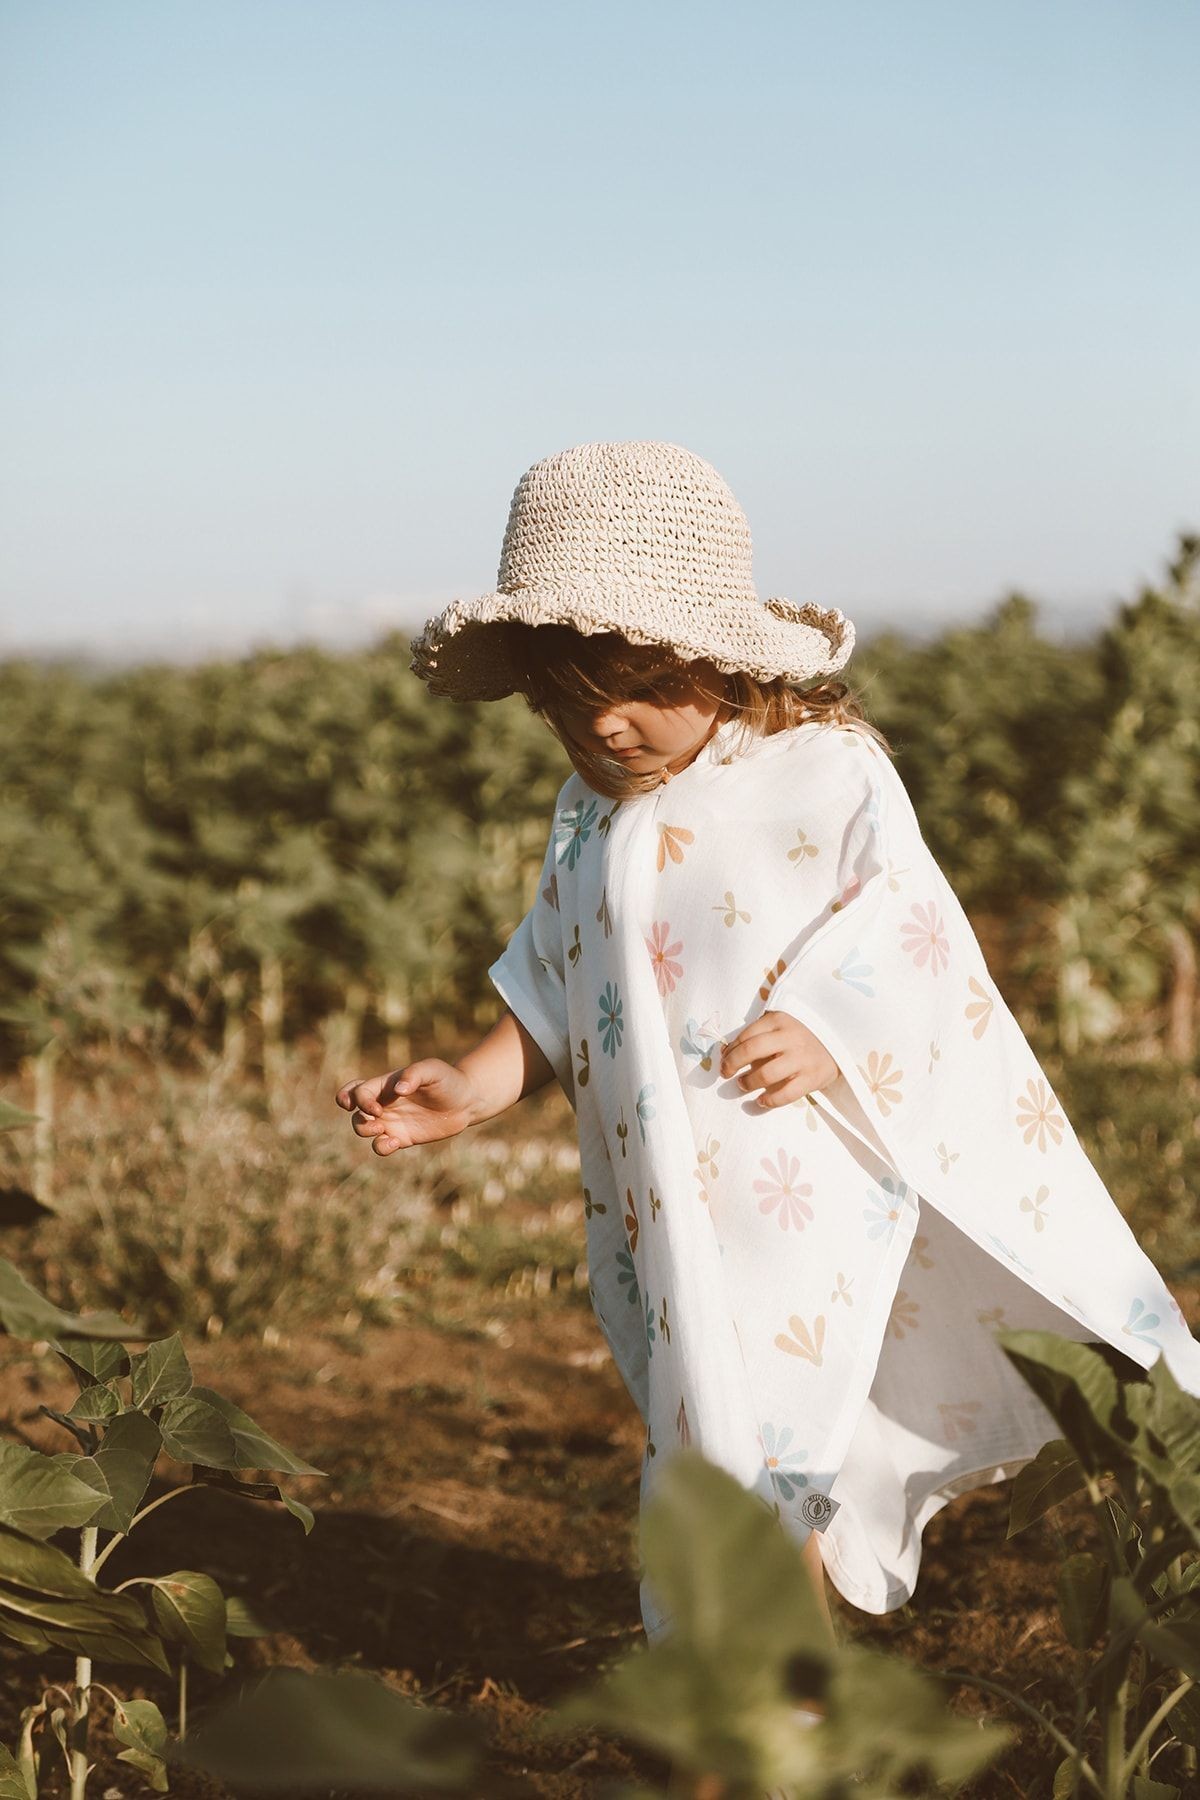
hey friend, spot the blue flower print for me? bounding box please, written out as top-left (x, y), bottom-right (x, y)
top-left (598, 982), bottom-right (624, 1057)
top-left (636, 1083), bottom-right (656, 1145)
top-left (679, 1017), bottom-right (720, 1073)
top-left (833, 946), bottom-right (875, 998)
top-left (555, 798), bottom-right (598, 871)
top-left (863, 1175), bottom-right (908, 1241)
top-left (987, 1233), bottom-right (1036, 1277)
top-left (616, 1248), bottom-right (640, 1306)
top-left (758, 1423), bottom-right (810, 1503)
top-left (1124, 1296), bottom-right (1162, 1347)
top-left (645, 1293), bottom-right (657, 1355)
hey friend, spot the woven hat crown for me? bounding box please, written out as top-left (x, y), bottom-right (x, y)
top-left (497, 440), bottom-right (757, 605)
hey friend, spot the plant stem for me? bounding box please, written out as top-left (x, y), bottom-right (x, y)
top-left (90, 1484), bottom-right (197, 1577)
top-left (1119, 1677), bottom-right (1193, 1788)
top-left (933, 1667), bottom-right (1102, 1793)
top-left (69, 1525), bottom-right (98, 1800)
top-left (179, 1653), bottom-right (188, 1740)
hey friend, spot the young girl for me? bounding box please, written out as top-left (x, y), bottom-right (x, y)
top-left (337, 440), bottom-right (1200, 1706)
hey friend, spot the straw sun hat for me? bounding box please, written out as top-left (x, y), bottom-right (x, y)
top-left (408, 440), bottom-right (856, 702)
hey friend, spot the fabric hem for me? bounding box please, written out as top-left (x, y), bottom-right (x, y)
top-left (486, 955), bottom-right (576, 1111)
top-left (818, 1452), bottom-right (1039, 1613)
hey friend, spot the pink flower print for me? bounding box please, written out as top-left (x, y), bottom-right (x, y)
top-left (753, 1149), bottom-right (815, 1231)
top-left (1016, 1078), bottom-right (1065, 1152)
top-left (645, 919), bottom-right (684, 995)
top-left (900, 901), bottom-right (950, 975)
top-left (938, 1399), bottom-right (983, 1442)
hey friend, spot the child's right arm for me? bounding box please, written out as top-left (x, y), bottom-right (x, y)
top-left (334, 1005), bottom-right (556, 1155)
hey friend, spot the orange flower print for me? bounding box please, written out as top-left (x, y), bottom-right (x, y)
top-left (542, 871), bottom-right (560, 910)
top-left (624, 1188), bottom-right (639, 1255)
top-left (787, 828), bottom-right (819, 865)
top-left (1020, 1183), bottom-right (1050, 1231)
top-left (595, 886), bottom-right (613, 937)
top-left (1016, 1078), bottom-right (1065, 1151)
top-left (694, 1135), bottom-right (720, 1206)
top-left (938, 1399), bottom-right (983, 1442)
top-left (887, 1290), bottom-right (921, 1340)
top-left (676, 1397), bottom-right (691, 1446)
top-left (934, 1141), bottom-right (959, 1175)
top-left (775, 1313), bottom-right (826, 1366)
top-left (928, 1038), bottom-right (941, 1074)
top-left (829, 876), bottom-right (861, 914)
top-left (794, 1092), bottom-right (821, 1132)
top-left (759, 956), bottom-right (788, 1003)
top-left (859, 1050), bottom-right (904, 1115)
top-left (831, 1272), bottom-right (855, 1307)
top-left (900, 901), bottom-right (950, 975)
top-left (886, 859), bottom-right (909, 893)
top-left (976, 1305), bottom-right (1007, 1329)
top-left (910, 1233), bottom-right (935, 1270)
top-left (645, 920), bottom-right (684, 995)
top-left (754, 1149), bottom-right (815, 1231)
top-left (965, 975), bottom-right (994, 1039)
top-left (656, 822), bottom-right (695, 871)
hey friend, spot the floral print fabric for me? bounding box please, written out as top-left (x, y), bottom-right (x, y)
top-left (488, 718), bottom-right (1200, 1636)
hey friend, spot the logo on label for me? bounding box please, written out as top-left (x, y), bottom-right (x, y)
top-left (799, 1490), bottom-right (839, 1532)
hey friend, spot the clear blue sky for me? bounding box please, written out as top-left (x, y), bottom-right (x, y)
top-left (1, 0), bottom-right (1196, 663)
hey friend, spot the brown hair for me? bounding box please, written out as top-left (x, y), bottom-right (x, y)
top-left (499, 620), bottom-right (893, 802)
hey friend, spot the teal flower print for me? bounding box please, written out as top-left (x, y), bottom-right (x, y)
top-left (555, 798), bottom-right (598, 871)
top-left (598, 981), bottom-right (624, 1057)
top-left (757, 1423), bottom-right (810, 1503)
top-left (645, 1293), bottom-right (657, 1355)
top-left (1124, 1297), bottom-right (1162, 1347)
top-left (616, 1248), bottom-right (640, 1306)
top-left (679, 1018), bottom-right (720, 1073)
top-left (863, 1175), bottom-right (909, 1241)
top-left (833, 946), bottom-right (875, 997)
top-left (636, 1083), bottom-right (656, 1145)
top-left (987, 1233), bottom-right (1035, 1277)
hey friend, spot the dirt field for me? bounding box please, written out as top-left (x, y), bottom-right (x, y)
top-left (6, 1264), bottom-right (1198, 1799)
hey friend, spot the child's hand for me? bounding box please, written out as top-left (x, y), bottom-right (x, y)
top-left (719, 1012), bottom-right (840, 1109)
top-left (334, 1061), bottom-right (477, 1154)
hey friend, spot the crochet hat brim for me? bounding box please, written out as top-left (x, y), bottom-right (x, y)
top-left (409, 586), bottom-right (855, 702)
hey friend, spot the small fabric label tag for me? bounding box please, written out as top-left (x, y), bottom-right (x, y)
top-left (798, 1490), bottom-right (841, 1533)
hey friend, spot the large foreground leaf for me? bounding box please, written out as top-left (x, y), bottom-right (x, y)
top-left (0, 1260), bottom-right (136, 1342)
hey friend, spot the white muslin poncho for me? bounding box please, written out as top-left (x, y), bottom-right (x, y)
top-left (487, 715), bottom-right (1200, 1640)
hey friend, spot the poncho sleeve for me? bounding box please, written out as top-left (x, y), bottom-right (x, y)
top-left (763, 731), bottom-right (1191, 1378)
top-left (486, 797), bottom-right (576, 1111)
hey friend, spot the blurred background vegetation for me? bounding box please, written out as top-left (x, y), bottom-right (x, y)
top-left (1, 532), bottom-right (1198, 1333)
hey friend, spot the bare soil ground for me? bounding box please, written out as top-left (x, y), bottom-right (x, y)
top-left (5, 1267), bottom-right (1199, 1799)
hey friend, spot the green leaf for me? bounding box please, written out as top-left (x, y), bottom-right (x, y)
top-left (0, 1578), bottom-right (170, 1674)
top-left (0, 1442), bottom-right (107, 1537)
top-left (1110, 1575), bottom-right (1200, 1681)
top-left (996, 1330), bottom-right (1128, 1476)
top-left (188, 1386), bottom-right (325, 1476)
top-left (1129, 1779), bottom-right (1180, 1799)
top-left (191, 1466), bottom-right (317, 1531)
top-left (73, 1410), bottom-right (162, 1532)
top-left (158, 1394), bottom-right (239, 1466)
top-left (0, 1099), bottom-right (39, 1133)
top-left (1008, 1437), bottom-right (1087, 1536)
top-left (175, 1667), bottom-right (484, 1792)
top-left (224, 1595), bottom-right (273, 1638)
top-left (69, 1383), bottom-right (120, 1423)
top-left (0, 1743), bottom-right (31, 1800)
top-left (150, 1571), bottom-right (227, 1675)
top-left (281, 1492), bottom-right (315, 1534)
top-left (112, 1696), bottom-right (169, 1790)
top-left (129, 1333), bottom-right (193, 1409)
top-left (0, 1520), bottom-right (108, 1598)
top-left (0, 1261), bottom-right (135, 1343)
top-left (55, 1337), bottom-right (130, 1389)
top-left (1057, 1552), bottom-right (1110, 1649)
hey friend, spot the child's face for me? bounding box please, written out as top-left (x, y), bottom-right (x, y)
top-left (555, 651), bottom-right (730, 774)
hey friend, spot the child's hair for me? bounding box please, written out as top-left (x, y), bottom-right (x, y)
top-left (499, 620), bottom-right (893, 801)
